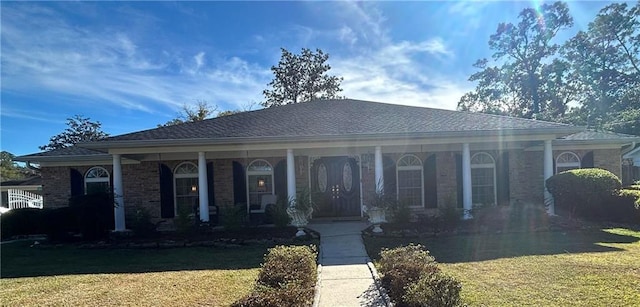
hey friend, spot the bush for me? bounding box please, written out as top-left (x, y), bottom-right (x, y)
top-left (222, 204), bottom-right (246, 231)
top-left (69, 193), bottom-right (114, 240)
top-left (439, 201), bottom-right (461, 232)
top-left (43, 206), bottom-right (78, 242)
top-left (378, 244), bottom-right (440, 305)
top-left (404, 273), bottom-right (463, 307)
top-left (606, 189), bottom-right (640, 223)
top-left (232, 284), bottom-right (313, 307)
top-left (546, 168), bottom-right (621, 219)
top-left (266, 197), bottom-right (290, 228)
top-left (1, 208), bottom-right (45, 240)
top-left (390, 199), bottom-right (412, 224)
top-left (234, 245), bottom-right (318, 307)
top-left (126, 206), bottom-right (157, 237)
top-left (257, 245), bottom-right (317, 288)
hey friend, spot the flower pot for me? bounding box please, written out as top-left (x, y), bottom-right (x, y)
top-left (365, 206), bottom-right (387, 233)
top-left (287, 207), bottom-right (311, 237)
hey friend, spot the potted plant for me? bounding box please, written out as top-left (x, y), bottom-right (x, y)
top-left (364, 190), bottom-right (391, 233)
top-left (286, 188), bottom-right (315, 237)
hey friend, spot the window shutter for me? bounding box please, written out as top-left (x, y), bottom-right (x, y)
top-left (159, 163), bottom-right (175, 218)
top-left (455, 154), bottom-right (463, 208)
top-left (70, 168), bottom-right (84, 196)
top-left (232, 161), bottom-right (247, 205)
top-left (424, 154), bottom-right (438, 208)
top-left (581, 151), bottom-right (594, 168)
top-left (274, 160), bottom-right (287, 201)
top-left (207, 162), bottom-right (215, 207)
top-left (383, 156), bottom-right (396, 198)
top-left (497, 152), bottom-right (510, 206)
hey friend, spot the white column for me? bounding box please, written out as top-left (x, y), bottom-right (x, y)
top-left (287, 149), bottom-right (296, 205)
top-left (462, 143), bottom-right (473, 219)
top-left (374, 146), bottom-right (384, 194)
top-left (198, 152), bottom-right (210, 222)
top-left (112, 154), bottom-right (126, 231)
top-left (544, 140), bottom-right (555, 215)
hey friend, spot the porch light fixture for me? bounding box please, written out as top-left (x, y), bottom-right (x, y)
top-left (191, 185), bottom-right (197, 192)
top-left (257, 177), bottom-right (266, 188)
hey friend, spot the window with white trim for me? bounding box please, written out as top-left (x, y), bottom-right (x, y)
top-left (247, 159), bottom-right (274, 208)
top-left (85, 166), bottom-right (110, 194)
top-left (174, 162), bottom-right (199, 216)
top-left (556, 152), bottom-right (580, 174)
top-left (396, 155), bottom-right (424, 207)
top-left (471, 152), bottom-right (496, 206)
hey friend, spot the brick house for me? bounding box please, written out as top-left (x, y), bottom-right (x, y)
top-left (16, 99), bottom-right (640, 230)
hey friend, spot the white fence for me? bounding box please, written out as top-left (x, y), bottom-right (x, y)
top-left (7, 189), bottom-right (43, 209)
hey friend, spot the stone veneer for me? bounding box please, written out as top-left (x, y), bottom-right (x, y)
top-left (38, 147), bottom-right (623, 222)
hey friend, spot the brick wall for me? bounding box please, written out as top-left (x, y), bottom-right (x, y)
top-left (38, 146), bottom-right (624, 221)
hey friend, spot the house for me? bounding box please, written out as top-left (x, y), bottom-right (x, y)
top-left (16, 99), bottom-right (640, 231)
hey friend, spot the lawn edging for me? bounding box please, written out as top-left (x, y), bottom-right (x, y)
top-left (366, 259), bottom-right (391, 307)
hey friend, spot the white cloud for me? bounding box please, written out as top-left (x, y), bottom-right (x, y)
top-left (0, 4), bottom-right (268, 115)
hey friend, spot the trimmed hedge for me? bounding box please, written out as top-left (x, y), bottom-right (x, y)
top-left (233, 245), bottom-right (317, 307)
top-left (378, 244), bottom-right (463, 307)
top-left (1, 192), bottom-right (114, 241)
top-left (608, 189), bottom-right (640, 223)
top-left (546, 168), bottom-right (621, 219)
top-left (404, 273), bottom-right (463, 307)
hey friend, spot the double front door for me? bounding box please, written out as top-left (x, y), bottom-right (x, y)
top-left (311, 156), bottom-right (361, 217)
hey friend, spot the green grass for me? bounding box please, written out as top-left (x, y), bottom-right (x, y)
top-left (0, 242), bottom-right (270, 306)
top-left (364, 228), bottom-right (640, 306)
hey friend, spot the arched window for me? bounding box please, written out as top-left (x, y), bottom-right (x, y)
top-left (174, 162), bottom-right (199, 216)
top-left (85, 166), bottom-right (110, 194)
top-left (556, 152), bottom-right (581, 174)
top-left (396, 155), bottom-right (424, 207)
top-left (471, 152), bottom-right (496, 206)
top-left (247, 159), bottom-right (274, 209)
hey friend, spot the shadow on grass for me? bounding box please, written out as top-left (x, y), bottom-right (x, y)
top-left (364, 229), bottom-right (640, 264)
top-left (0, 242), bottom-right (270, 278)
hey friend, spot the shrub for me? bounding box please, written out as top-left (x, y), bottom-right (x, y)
top-left (378, 244), bottom-right (440, 305)
top-left (266, 197), bottom-right (290, 228)
top-left (390, 199), bottom-right (412, 224)
top-left (439, 198), bottom-right (461, 232)
top-left (174, 204), bottom-right (196, 235)
top-left (43, 206), bottom-right (78, 242)
top-left (232, 284), bottom-right (313, 307)
top-left (222, 204), bottom-right (246, 231)
top-left (126, 206), bottom-right (157, 237)
top-left (0, 208), bottom-right (45, 240)
top-left (404, 273), bottom-right (463, 307)
top-left (257, 245), bottom-right (317, 289)
top-left (606, 189), bottom-right (640, 223)
top-left (69, 193), bottom-right (114, 240)
top-left (546, 168), bottom-right (621, 219)
top-left (234, 245), bottom-right (318, 307)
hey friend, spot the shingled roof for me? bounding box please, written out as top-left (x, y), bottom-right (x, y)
top-left (103, 99), bottom-right (574, 142)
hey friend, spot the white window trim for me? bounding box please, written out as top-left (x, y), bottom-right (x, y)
top-left (84, 166), bottom-right (110, 194)
top-left (174, 162), bottom-right (199, 216)
top-left (396, 154), bottom-right (424, 208)
top-left (470, 152), bottom-right (497, 206)
top-left (246, 159), bottom-right (275, 207)
top-left (555, 151), bottom-right (581, 174)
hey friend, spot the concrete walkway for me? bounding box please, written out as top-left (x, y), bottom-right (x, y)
top-left (307, 221), bottom-right (387, 307)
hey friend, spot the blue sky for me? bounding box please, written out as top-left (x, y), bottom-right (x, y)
top-left (0, 1), bottom-right (618, 156)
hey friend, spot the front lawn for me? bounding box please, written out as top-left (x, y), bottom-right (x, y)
top-left (364, 228), bottom-right (640, 306)
top-left (0, 242), bottom-right (269, 306)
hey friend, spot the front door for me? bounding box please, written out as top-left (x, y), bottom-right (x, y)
top-left (311, 156), bottom-right (360, 217)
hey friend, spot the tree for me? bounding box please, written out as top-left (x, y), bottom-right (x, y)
top-left (562, 2), bottom-right (640, 133)
top-left (262, 48), bottom-right (343, 108)
top-left (458, 2), bottom-right (574, 119)
top-left (1, 151), bottom-right (34, 182)
top-left (159, 101), bottom-right (218, 127)
top-left (39, 115), bottom-right (109, 151)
